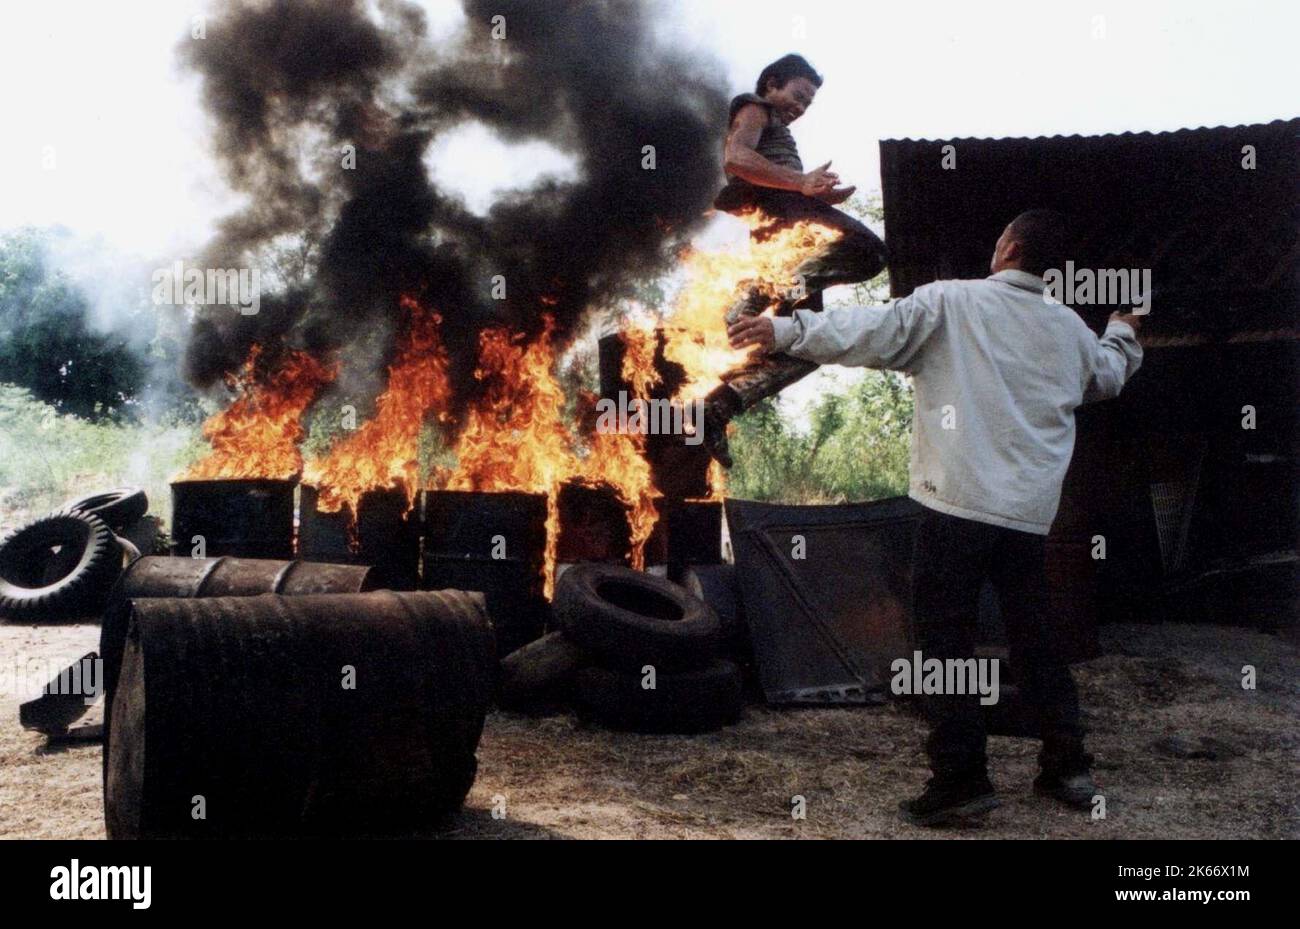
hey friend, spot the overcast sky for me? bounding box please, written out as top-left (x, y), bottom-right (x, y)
top-left (1, 0), bottom-right (1296, 260)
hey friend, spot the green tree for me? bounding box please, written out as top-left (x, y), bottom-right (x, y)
top-left (0, 229), bottom-right (148, 421)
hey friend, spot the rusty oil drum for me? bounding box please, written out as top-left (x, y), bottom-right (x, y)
top-left (99, 557), bottom-right (381, 788)
top-left (105, 590), bottom-right (495, 838)
top-left (169, 479), bottom-right (296, 560)
top-left (101, 556), bottom-right (379, 702)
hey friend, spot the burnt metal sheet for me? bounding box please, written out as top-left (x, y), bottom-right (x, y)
top-left (19, 651), bottom-right (100, 736)
top-left (726, 496), bottom-right (922, 705)
top-left (299, 485), bottom-right (419, 590)
top-left (170, 479), bottom-right (296, 560)
top-left (422, 491), bottom-right (549, 655)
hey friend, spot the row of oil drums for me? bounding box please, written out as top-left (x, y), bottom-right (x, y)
top-left (102, 556), bottom-right (496, 839)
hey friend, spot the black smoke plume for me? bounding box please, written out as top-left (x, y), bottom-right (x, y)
top-left (181, 0), bottom-right (727, 417)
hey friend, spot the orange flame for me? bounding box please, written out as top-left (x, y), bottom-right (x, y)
top-left (619, 325), bottom-right (661, 399)
top-left (580, 429), bottom-right (659, 572)
top-left (178, 210), bottom-right (831, 588)
top-left (660, 213), bottom-right (841, 402)
top-left (303, 297), bottom-right (451, 515)
top-left (438, 318), bottom-right (660, 594)
top-left (705, 458), bottom-right (727, 502)
top-left (443, 320), bottom-right (574, 595)
top-left (180, 345), bottom-right (336, 482)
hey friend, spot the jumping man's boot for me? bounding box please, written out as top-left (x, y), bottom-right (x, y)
top-left (700, 384), bottom-right (742, 469)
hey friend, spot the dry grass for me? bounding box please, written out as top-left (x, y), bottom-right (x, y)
top-left (2, 621), bottom-right (1295, 840)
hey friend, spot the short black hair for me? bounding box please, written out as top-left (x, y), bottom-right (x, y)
top-left (1007, 209), bottom-right (1070, 277)
top-left (756, 54), bottom-right (824, 96)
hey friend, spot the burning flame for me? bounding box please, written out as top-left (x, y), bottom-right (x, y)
top-left (706, 458), bottom-right (727, 502)
top-left (439, 318), bottom-right (659, 594)
top-left (658, 213), bottom-right (842, 402)
top-left (178, 209), bottom-right (831, 591)
top-left (444, 318), bottom-right (575, 495)
top-left (180, 345), bottom-right (336, 481)
top-left (619, 325), bottom-right (660, 398)
top-left (303, 297), bottom-right (451, 515)
top-left (606, 212), bottom-right (835, 503)
top-left (580, 429), bottom-right (659, 573)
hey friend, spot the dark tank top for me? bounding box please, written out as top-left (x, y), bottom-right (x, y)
top-left (716, 93), bottom-right (803, 209)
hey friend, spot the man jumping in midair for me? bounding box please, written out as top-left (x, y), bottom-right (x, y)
top-left (702, 54), bottom-right (889, 466)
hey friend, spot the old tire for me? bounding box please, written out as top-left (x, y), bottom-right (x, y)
top-left (0, 510), bottom-right (123, 620)
top-left (115, 535), bottom-right (142, 566)
top-left (576, 660), bottom-right (743, 734)
top-left (499, 631), bottom-right (591, 710)
top-left (555, 564), bottom-right (721, 672)
top-left (61, 488), bottom-right (148, 532)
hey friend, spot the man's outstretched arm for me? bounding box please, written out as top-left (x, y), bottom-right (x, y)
top-left (728, 291), bottom-right (944, 371)
top-left (1083, 312), bottom-right (1144, 403)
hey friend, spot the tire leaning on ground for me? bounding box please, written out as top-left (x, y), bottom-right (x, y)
top-left (575, 659), bottom-right (744, 734)
top-left (60, 488), bottom-right (149, 532)
top-left (0, 509), bottom-right (124, 620)
top-left (498, 631), bottom-right (592, 709)
top-left (554, 564), bottom-right (722, 672)
top-left (40, 533), bottom-right (138, 587)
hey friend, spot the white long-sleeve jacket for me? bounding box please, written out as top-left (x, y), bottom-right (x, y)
top-left (769, 269), bottom-right (1144, 534)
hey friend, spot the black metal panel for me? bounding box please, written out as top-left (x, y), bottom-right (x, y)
top-left (170, 479), bottom-right (295, 560)
top-left (725, 496), bottom-right (923, 705)
top-left (299, 486), bottom-right (419, 590)
top-left (422, 491), bottom-right (549, 655)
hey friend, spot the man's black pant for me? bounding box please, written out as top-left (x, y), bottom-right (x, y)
top-left (713, 186), bottom-right (889, 409)
top-left (911, 507), bottom-right (1090, 783)
top-left (714, 186), bottom-right (889, 296)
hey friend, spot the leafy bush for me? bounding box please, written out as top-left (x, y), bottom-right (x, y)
top-left (727, 370), bottom-right (914, 504)
top-left (0, 385), bottom-right (206, 530)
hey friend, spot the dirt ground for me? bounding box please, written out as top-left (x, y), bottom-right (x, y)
top-left (1, 620), bottom-right (1295, 840)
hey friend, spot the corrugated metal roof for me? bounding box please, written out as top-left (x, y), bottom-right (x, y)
top-left (882, 117), bottom-right (1300, 145)
top-left (878, 118), bottom-right (1300, 333)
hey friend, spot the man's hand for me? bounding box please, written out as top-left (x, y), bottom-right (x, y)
top-left (728, 315), bottom-right (777, 352)
top-left (816, 184), bottom-right (857, 205)
top-left (1110, 311), bottom-right (1144, 332)
top-left (800, 161), bottom-right (840, 198)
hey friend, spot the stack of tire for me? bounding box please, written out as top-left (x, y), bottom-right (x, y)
top-left (0, 489), bottom-right (148, 622)
top-left (500, 563), bottom-right (744, 734)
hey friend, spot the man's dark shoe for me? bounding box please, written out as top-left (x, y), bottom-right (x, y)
top-left (701, 404), bottom-right (733, 469)
top-left (700, 385), bottom-right (742, 469)
top-left (899, 775), bottom-right (999, 828)
top-left (1033, 771), bottom-right (1099, 810)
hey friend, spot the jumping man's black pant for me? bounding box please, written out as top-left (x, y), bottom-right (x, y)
top-left (712, 187), bottom-right (889, 410)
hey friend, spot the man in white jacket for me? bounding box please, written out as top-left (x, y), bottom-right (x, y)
top-left (728, 210), bottom-right (1144, 826)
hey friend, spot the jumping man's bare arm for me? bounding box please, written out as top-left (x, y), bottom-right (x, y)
top-left (723, 104), bottom-right (838, 198)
